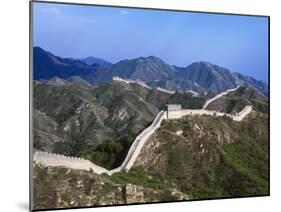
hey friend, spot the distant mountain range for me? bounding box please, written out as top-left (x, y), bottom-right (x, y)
top-left (33, 47), bottom-right (268, 96)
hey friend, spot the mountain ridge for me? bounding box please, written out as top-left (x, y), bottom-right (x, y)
top-left (33, 47), bottom-right (268, 96)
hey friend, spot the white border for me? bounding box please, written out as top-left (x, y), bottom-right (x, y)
top-left (0, 0), bottom-right (280, 212)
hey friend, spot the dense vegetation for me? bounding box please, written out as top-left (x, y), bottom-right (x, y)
top-left (52, 130), bottom-right (136, 169)
top-left (111, 166), bottom-right (175, 190)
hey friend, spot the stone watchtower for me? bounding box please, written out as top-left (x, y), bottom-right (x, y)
top-left (166, 104), bottom-right (182, 119)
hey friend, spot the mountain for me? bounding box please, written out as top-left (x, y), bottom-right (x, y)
top-left (146, 61), bottom-right (268, 96)
top-left (112, 56), bottom-right (176, 82)
top-left (33, 79), bottom-right (157, 149)
top-left (79, 56), bottom-right (112, 67)
top-left (176, 62), bottom-right (237, 94)
top-left (85, 56), bottom-right (176, 84)
top-left (33, 47), bottom-right (98, 80)
top-left (233, 72), bottom-right (268, 96)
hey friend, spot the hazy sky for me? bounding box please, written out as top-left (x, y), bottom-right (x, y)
top-left (33, 2), bottom-right (269, 82)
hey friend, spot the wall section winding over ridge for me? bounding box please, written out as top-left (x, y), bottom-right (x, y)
top-left (202, 86), bottom-right (240, 109)
top-left (33, 110), bottom-right (167, 175)
top-left (33, 105), bottom-right (252, 175)
top-left (33, 84), bottom-right (253, 175)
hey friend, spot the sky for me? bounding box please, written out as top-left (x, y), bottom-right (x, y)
top-left (33, 2), bottom-right (269, 82)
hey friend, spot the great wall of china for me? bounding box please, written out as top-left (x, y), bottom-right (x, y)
top-left (112, 76), bottom-right (175, 94)
top-left (202, 86), bottom-right (240, 109)
top-left (33, 79), bottom-right (252, 175)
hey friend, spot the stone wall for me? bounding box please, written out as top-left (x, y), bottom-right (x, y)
top-left (112, 76), bottom-right (178, 94)
top-left (202, 86), bottom-right (240, 109)
top-left (112, 76), bottom-right (152, 89)
top-left (167, 110), bottom-right (182, 119)
top-left (34, 105), bottom-right (252, 175)
top-left (33, 151), bottom-right (111, 174)
top-left (122, 111), bottom-right (167, 171)
top-left (179, 106), bottom-right (252, 122)
top-left (156, 87), bottom-right (175, 94)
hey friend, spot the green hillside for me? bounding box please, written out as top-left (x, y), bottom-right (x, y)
top-left (130, 112), bottom-right (268, 199)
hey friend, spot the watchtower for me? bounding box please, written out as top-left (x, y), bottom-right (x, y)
top-left (166, 104), bottom-right (182, 119)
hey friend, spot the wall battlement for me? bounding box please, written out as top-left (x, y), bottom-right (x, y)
top-left (34, 151), bottom-right (86, 161)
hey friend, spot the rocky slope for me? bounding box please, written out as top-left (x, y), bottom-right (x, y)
top-left (33, 164), bottom-right (188, 210)
top-left (176, 62), bottom-right (237, 94)
top-left (87, 56), bottom-right (176, 84)
top-left (133, 111), bottom-right (269, 199)
top-left (233, 72), bottom-right (268, 96)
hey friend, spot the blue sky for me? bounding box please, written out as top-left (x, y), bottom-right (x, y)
top-left (33, 2), bottom-right (269, 82)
